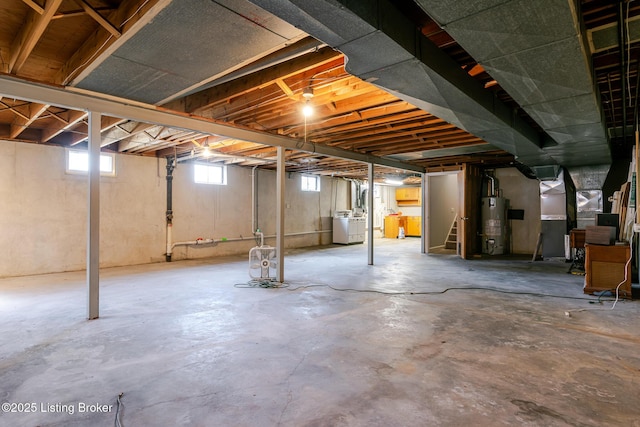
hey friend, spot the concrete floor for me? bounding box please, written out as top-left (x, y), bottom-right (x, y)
top-left (1, 238), bottom-right (639, 426)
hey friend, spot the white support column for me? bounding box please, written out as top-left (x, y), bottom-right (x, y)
top-left (87, 111), bottom-right (101, 319)
top-left (421, 173), bottom-right (428, 254)
top-left (276, 146), bottom-right (285, 282)
top-left (368, 163), bottom-right (374, 265)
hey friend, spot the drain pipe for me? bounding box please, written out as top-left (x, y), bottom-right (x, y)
top-left (619, 2), bottom-right (628, 145)
top-left (165, 157), bottom-right (175, 262)
top-left (169, 230), bottom-right (332, 253)
top-left (252, 165), bottom-right (259, 233)
top-left (484, 172), bottom-right (496, 197)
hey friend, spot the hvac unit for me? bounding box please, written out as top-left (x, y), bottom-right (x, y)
top-left (248, 232), bottom-right (277, 280)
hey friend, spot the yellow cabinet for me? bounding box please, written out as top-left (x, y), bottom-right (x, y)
top-left (396, 187), bottom-right (421, 206)
top-left (384, 216), bottom-right (406, 238)
top-left (406, 216), bottom-right (421, 237)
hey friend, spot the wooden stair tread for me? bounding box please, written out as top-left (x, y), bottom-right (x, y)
top-left (443, 217), bottom-right (458, 250)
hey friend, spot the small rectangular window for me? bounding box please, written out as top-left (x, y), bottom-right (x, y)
top-left (194, 163), bottom-right (227, 185)
top-left (301, 175), bottom-right (320, 192)
top-left (66, 149), bottom-right (115, 176)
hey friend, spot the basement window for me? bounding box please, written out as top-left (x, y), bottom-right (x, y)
top-left (301, 175), bottom-right (320, 192)
top-left (66, 149), bottom-right (116, 176)
top-left (194, 163), bottom-right (227, 185)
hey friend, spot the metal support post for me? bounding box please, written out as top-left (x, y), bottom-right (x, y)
top-left (276, 146), bottom-right (285, 282)
top-left (368, 163), bottom-right (374, 265)
top-left (165, 158), bottom-right (175, 262)
top-left (87, 111), bottom-right (100, 320)
top-left (421, 173), bottom-right (428, 254)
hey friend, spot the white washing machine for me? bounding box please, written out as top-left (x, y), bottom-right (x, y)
top-left (333, 214), bottom-right (366, 244)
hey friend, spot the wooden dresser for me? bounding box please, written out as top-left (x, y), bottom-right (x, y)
top-left (584, 244), bottom-right (632, 298)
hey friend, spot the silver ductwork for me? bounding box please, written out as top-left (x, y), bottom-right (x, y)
top-left (531, 165), bottom-right (561, 181)
top-left (540, 169), bottom-right (569, 221)
top-left (249, 0), bottom-right (555, 167)
top-left (539, 169), bottom-right (576, 257)
top-left (416, 0), bottom-right (611, 167)
top-left (567, 164), bottom-right (611, 229)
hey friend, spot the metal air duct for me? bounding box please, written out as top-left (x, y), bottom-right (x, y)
top-left (416, 0), bottom-right (611, 167)
top-left (248, 0), bottom-right (555, 167)
top-left (567, 164), bottom-right (611, 229)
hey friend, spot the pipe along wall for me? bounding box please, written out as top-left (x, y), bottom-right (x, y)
top-left (165, 157), bottom-right (348, 262)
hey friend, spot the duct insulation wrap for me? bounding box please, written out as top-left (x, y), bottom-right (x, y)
top-left (481, 197), bottom-right (508, 255)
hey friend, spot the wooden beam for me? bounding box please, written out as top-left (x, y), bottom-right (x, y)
top-left (22, 0), bottom-right (44, 15)
top-left (102, 121), bottom-right (155, 148)
top-left (1, 101), bottom-right (30, 120)
top-left (467, 64), bottom-right (485, 77)
top-left (275, 78), bottom-right (294, 97)
top-left (10, 0), bottom-right (63, 73)
top-left (41, 110), bottom-right (87, 142)
top-left (164, 48), bottom-right (343, 113)
top-left (56, 0), bottom-right (170, 85)
top-left (0, 74), bottom-right (426, 173)
top-left (52, 7), bottom-right (116, 20)
top-left (74, 0), bottom-right (122, 38)
top-left (68, 116), bottom-right (128, 146)
top-left (21, 0), bottom-right (44, 14)
top-left (10, 102), bottom-right (49, 139)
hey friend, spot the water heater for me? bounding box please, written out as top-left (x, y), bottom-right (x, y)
top-left (481, 195), bottom-right (508, 255)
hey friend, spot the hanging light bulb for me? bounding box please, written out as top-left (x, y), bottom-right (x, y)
top-left (203, 141), bottom-right (211, 158)
top-left (302, 86), bottom-right (314, 117)
top-left (302, 100), bottom-right (313, 117)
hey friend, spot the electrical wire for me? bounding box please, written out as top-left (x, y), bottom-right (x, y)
top-left (235, 279), bottom-right (289, 289)
top-left (114, 393), bottom-right (124, 427)
top-left (235, 281), bottom-right (613, 301)
top-left (627, 0), bottom-right (636, 107)
top-left (611, 238), bottom-right (634, 309)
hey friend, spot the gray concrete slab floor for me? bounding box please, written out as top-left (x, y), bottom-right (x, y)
top-left (1, 238), bottom-right (639, 426)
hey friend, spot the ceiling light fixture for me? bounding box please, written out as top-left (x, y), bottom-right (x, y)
top-left (302, 101), bottom-right (313, 117)
top-left (384, 178), bottom-right (404, 186)
top-left (302, 87), bottom-right (314, 99)
top-left (203, 141), bottom-right (211, 158)
top-left (301, 86), bottom-right (315, 145)
top-left (302, 87), bottom-right (314, 117)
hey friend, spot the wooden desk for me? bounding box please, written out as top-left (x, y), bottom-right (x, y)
top-left (584, 244), bottom-right (632, 298)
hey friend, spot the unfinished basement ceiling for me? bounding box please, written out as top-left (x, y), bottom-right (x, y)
top-left (72, 0), bottom-right (308, 105)
top-left (0, 0), bottom-right (638, 179)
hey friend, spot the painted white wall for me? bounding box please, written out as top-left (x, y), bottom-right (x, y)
top-left (0, 141), bottom-right (165, 277)
top-left (428, 174), bottom-right (458, 247)
top-left (170, 166), bottom-right (350, 260)
top-left (494, 167), bottom-right (541, 254)
top-left (0, 141), bottom-right (349, 277)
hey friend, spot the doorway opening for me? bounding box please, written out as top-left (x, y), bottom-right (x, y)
top-left (425, 171), bottom-right (462, 255)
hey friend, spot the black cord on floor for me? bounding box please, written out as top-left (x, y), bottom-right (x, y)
top-left (234, 279), bottom-right (289, 289)
top-left (114, 393), bottom-right (124, 427)
top-left (236, 281), bottom-right (615, 302)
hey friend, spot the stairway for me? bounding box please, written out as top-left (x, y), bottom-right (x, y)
top-left (444, 216), bottom-right (457, 250)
